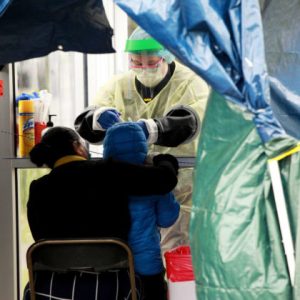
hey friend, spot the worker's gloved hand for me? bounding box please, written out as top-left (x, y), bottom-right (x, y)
top-left (97, 109), bottom-right (121, 130)
top-left (136, 120), bottom-right (149, 139)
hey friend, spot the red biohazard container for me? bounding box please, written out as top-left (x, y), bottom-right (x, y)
top-left (164, 246), bottom-right (197, 300)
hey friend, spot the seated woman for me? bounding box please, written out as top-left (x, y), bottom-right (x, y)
top-left (103, 122), bottom-right (180, 300)
top-left (23, 126), bottom-right (179, 300)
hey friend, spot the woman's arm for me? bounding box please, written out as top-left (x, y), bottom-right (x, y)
top-left (108, 154), bottom-right (178, 196)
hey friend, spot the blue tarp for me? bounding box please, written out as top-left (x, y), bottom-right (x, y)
top-left (0, 0), bottom-right (115, 65)
top-left (261, 0), bottom-right (300, 139)
top-left (114, 0), bottom-right (287, 143)
top-left (0, 0), bottom-right (11, 17)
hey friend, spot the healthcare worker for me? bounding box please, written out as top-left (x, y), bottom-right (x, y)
top-left (75, 26), bottom-right (210, 252)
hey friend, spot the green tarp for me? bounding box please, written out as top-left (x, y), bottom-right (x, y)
top-left (190, 91), bottom-right (300, 299)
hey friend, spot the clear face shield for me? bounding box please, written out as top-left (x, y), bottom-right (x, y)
top-left (125, 38), bottom-right (168, 87)
top-left (129, 53), bottom-right (168, 87)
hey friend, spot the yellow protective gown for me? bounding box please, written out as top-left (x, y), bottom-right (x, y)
top-left (93, 61), bottom-right (210, 251)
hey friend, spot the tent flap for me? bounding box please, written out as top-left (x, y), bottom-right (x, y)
top-left (0, 0), bottom-right (11, 17)
top-left (0, 0), bottom-right (115, 65)
top-left (190, 90), bottom-right (297, 299)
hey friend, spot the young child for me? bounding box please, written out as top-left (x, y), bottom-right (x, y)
top-left (103, 122), bottom-right (180, 300)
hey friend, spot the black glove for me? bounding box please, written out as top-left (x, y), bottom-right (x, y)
top-left (154, 105), bottom-right (200, 147)
top-left (153, 154), bottom-right (179, 175)
top-left (74, 106), bottom-right (105, 144)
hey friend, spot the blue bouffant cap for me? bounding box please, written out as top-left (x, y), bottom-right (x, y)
top-left (103, 122), bottom-right (147, 164)
top-left (127, 27), bottom-right (175, 64)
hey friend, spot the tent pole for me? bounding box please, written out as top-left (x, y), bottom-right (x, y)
top-left (268, 159), bottom-right (295, 286)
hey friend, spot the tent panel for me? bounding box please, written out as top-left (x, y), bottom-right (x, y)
top-left (0, 0), bottom-right (115, 65)
top-left (190, 91), bottom-right (294, 299)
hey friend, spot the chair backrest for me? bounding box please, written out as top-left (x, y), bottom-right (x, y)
top-left (26, 238), bottom-right (137, 300)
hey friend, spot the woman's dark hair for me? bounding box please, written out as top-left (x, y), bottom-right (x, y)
top-left (29, 126), bottom-right (81, 168)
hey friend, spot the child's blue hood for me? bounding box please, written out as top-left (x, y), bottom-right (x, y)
top-left (103, 122), bottom-right (147, 164)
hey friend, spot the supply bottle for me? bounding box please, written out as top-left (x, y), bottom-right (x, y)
top-left (18, 99), bottom-right (35, 157)
top-left (41, 114), bottom-right (57, 136)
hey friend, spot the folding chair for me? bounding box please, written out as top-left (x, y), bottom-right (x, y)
top-left (26, 238), bottom-right (137, 300)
